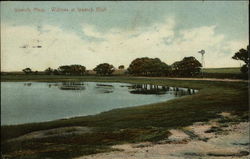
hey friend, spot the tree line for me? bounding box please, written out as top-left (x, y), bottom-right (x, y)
top-left (22, 56), bottom-right (201, 77)
top-left (22, 46), bottom-right (249, 77)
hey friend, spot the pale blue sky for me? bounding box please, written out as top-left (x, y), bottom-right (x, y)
top-left (1, 1), bottom-right (249, 71)
top-left (2, 1), bottom-right (248, 39)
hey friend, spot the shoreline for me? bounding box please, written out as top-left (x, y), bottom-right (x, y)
top-left (1, 75), bottom-right (248, 83)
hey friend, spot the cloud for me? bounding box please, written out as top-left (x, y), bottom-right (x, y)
top-left (1, 17), bottom-right (248, 71)
top-left (82, 24), bottom-right (105, 39)
top-left (1, 24), bottom-right (97, 71)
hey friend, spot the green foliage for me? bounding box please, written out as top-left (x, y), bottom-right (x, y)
top-left (171, 56), bottom-right (202, 77)
top-left (232, 45), bottom-right (249, 73)
top-left (128, 56), bottom-right (200, 77)
top-left (94, 63), bottom-right (115, 75)
top-left (53, 69), bottom-right (60, 75)
top-left (44, 67), bottom-right (54, 75)
top-left (22, 68), bottom-right (32, 74)
top-left (69, 65), bottom-right (86, 75)
top-left (240, 64), bottom-right (248, 73)
top-left (58, 65), bottom-right (71, 75)
top-left (127, 57), bottom-right (170, 76)
top-left (58, 65), bottom-right (86, 75)
top-left (118, 65), bottom-right (125, 69)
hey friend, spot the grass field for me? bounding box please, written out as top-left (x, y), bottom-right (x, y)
top-left (1, 76), bottom-right (249, 159)
top-left (201, 67), bottom-right (246, 79)
top-left (203, 67), bottom-right (241, 74)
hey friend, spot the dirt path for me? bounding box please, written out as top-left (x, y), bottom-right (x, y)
top-left (75, 113), bottom-right (249, 159)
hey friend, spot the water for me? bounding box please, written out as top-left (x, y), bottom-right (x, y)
top-left (1, 82), bottom-right (197, 125)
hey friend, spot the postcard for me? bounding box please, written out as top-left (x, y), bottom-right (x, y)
top-left (1, 1), bottom-right (249, 159)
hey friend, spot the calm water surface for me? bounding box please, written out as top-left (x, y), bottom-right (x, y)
top-left (1, 82), bottom-right (197, 125)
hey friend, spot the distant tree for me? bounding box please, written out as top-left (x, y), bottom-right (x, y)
top-left (58, 65), bottom-right (71, 75)
top-left (45, 67), bottom-right (54, 75)
top-left (118, 65), bottom-right (125, 69)
top-left (145, 58), bottom-right (170, 76)
top-left (69, 65), bottom-right (86, 75)
top-left (58, 65), bottom-right (86, 75)
top-left (232, 45), bottom-right (249, 73)
top-left (127, 57), bottom-right (170, 76)
top-left (171, 57), bottom-right (202, 77)
top-left (53, 69), bottom-right (60, 75)
top-left (22, 68), bottom-right (32, 74)
top-left (171, 61), bottom-right (181, 76)
top-left (94, 63), bottom-right (115, 75)
top-left (127, 58), bottom-right (147, 75)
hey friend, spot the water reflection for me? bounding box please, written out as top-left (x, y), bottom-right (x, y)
top-left (24, 83), bottom-right (32, 86)
top-left (48, 82), bottom-right (85, 90)
top-left (129, 84), bottom-right (197, 96)
top-left (96, 84), bottom-right (113, 87)
top-left (60, 82), bottom-right (85, 90)
top-left (130, 84), bottom-right (166, 95)
top-left (45, 82), bottom-right (197, 96)
top-left (95, 83), bottom-right (114, 93)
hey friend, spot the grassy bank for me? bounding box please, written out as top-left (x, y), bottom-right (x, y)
top-left (1, 76), bottom-right (249, 159)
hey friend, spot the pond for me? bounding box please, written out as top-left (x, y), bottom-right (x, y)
top-left (1, 82), bottom-right (198, 125)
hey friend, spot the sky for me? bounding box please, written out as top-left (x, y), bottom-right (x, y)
top-left (1, 1), bottom-right (249, 71)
